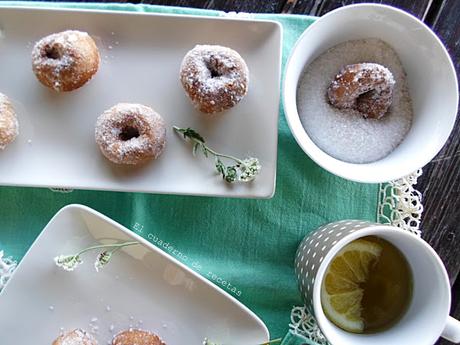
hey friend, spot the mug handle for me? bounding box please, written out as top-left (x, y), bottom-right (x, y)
top-left (442, 316), bottom-right (460, 343)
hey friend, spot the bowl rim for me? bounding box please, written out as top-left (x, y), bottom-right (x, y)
top-left (283, 3), bottom-right (459, 183)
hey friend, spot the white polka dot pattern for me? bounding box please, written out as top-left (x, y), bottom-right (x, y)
top-left (294, 220), bottom-right (373, 310)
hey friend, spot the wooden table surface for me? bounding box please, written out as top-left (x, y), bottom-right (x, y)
top-left (53, 0), bottom-right (460, 343)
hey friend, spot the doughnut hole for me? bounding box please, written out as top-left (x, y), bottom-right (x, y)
top-left (43, 43), bottom-right (63, 60)
top-left (119, 126), bottom-right (140, 141)
top-left (205, 56), bottom-right (225, 78)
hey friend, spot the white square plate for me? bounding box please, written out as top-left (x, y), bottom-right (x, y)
top-left (0, 7), bottom-right (282, 198)
top-left (0, 204), bottom-right (269, 344)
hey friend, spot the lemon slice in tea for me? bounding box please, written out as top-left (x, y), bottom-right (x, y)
top-left (321, 239), bottom-right (382, 333)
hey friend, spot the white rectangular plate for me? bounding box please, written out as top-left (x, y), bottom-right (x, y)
top-left (0, 204), bottom-right (269, 344)
top-left (0, 7), bottom-right (281, 198)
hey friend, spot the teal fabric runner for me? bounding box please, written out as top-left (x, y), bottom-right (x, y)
top-left (282, 331), bottom-right (316, 345)
top-left (0, 2), bottom-right (379, 341)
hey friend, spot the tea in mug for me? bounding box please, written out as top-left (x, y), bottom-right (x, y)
top-left (321, 236), bottom-right (413, 333)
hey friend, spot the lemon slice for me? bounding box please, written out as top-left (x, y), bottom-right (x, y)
top-left (321, 239), bottom-right (382, 333)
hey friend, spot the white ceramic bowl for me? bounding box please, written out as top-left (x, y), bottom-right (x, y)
top-left (283, 4), bottom-right (458, 183)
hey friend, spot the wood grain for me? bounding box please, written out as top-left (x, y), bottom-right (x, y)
top-left (139, 0), bottom-right (286, 13)
top-left (45, 0), bottom-right (286, 12)
top-left (284, 0), bottom-right (432, 18)
top-left (417, 0), bottom-right (460, 282)
top-left (417, 1), bottom-right (460, 342)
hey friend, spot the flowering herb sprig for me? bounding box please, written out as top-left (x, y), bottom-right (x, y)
top-left (173, 126), bottom-right (261, 183)
top-left (203, 338), bottom-right (282, 345)
top-left (54, 241), bottom-right (139, 272)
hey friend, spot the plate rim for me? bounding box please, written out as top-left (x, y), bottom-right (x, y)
top-left (0, 4), bottom-right (282, 27)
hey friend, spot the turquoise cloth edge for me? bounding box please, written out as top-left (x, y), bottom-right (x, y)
top-left (282, 330), bottom-right (317, 345)
top-left (0, 2), bottom-right (379, 342)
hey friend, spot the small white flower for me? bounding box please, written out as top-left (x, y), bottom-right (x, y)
top-left (239, 157), bottom-right (262, 182)
top-left (54, 255), bottom-right (82, 271)
top-left (54, 241), bottom-right (138, 272)
top-left (94, 251), bottom-right (112, 272)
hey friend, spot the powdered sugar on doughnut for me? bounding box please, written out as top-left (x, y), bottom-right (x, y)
top-left (112, 328), bottom-right (166, 345)
top-left (180, 44), bottom-right (249, 113)
top-left (31, 30), bottom-right (100, 92)
top-left (0, 93), bottom-right (19, 150)
top-left (52, 329), bottom-right (97, 345)
top-left (95, 103), bottom-right (166, 165)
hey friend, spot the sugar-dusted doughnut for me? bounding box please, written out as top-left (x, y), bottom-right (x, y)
top-left (180, 44), bottom-right (249, 113)
top-left (52, 329), bottom-right (98, 345)
top-left (32, 30), bottom-right (100, 92)
top-left (0, 93), bottom-right (18, 150)
top-left (95, 103), bottom-right (166, 165)
top-left (112, 329), bottom-right (165, 345)
top-left (327, 63), bottom-right (395, 119)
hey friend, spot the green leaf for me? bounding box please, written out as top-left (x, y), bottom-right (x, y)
top-left (183, 127), bottom-right (205, 143)
top-left (192, 143), bottom-right (199, 156)
top-left (215, 158), bottom-right (225, 176)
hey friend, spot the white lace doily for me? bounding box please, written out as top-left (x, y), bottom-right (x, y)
top-left (377, 169), bottom-right (423, 235)
top-left (290, 306), bottom-right (329, 344)
top-left (289, 170), bottom-right (424, 343)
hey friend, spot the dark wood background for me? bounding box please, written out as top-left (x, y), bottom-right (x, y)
top-left (43, 0), bottom-right (460, 343)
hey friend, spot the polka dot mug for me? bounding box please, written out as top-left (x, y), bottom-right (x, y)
top-left (294, 220), bottom-right (460, 345)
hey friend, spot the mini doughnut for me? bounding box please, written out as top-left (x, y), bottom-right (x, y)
top-left (327, 63), bottom-right (395, 119)
top-left (95, 103), bottom-right (166, 165)
top-left (52, 329), bottom-right (98, 345)
top-left (180, 44), bottom-right (249, 113)
top-left (112, 329), bottom-right (165, 345)
top-left (32, 30), bottom-right (100, 92)
top-left (0, 93), bottom-right (19, 150)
